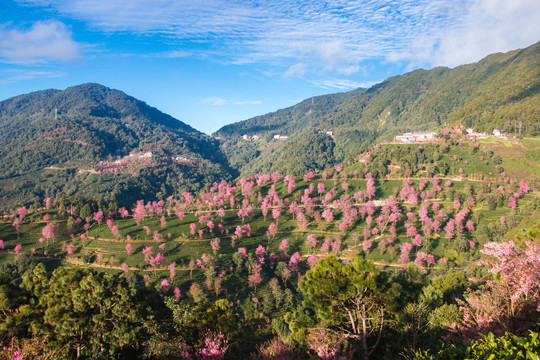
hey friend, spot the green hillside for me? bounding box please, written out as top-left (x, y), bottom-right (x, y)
top-left (0, 83), bottom-right (236, 206)
top-left (1, 135), bottom-right (539, 358)
top-left (216, 42), bottom-right (540, 176)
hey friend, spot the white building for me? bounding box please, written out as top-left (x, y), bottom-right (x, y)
top-left (139, 152), bottom-right (153, 158)
top-left (395, 132), bottom-right (437, 143)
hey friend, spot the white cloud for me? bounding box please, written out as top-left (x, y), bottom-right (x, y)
top-left (17, 0), bottom-right (540, 71)
top-left (0, 69), bottom-right (66, 84)
top-left (386, 0), bottom-right (540, 68)
top-left (284, 63), bottom-right (307, 78)
top-left (432, 0), bottom-right (540, 67)
top-left (161, 50), bottom-right (190, 58)
top-left (311, 41), bottom-right (348, 66)
top-left (233, 100), bottom-right (262, 105)
top-left (311, 79), bottom-right (366, 90)
top-left (17, 1), bottom-right (453, 68)
top-left (199, 97), bottom-right (228, 106)
top-left (0, 20), bottom-right (80, 63)
top-left (198, 97), bottom-right (261, 106)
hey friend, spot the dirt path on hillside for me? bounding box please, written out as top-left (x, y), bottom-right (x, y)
top-left (64, 257), bottom-right (192, 271)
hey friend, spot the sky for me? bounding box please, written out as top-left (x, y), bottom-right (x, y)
top-left (1, 0), bottom-right (539, 134)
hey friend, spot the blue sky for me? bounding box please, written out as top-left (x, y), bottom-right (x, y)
top-left (1, 0), bottom-right (539, 134)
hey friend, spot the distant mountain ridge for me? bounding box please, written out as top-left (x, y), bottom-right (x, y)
top-left (216, 41), bottom-right (540, 176)
top-left (0, 83), bottom-right (235, 206)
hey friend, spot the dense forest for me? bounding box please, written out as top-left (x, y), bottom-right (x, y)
top-left (216, 41), bottom-right (540, 177)
top-left (0, 130), bottom-right (539, 359)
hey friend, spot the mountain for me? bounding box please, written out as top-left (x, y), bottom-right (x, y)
top-left (0, 83), bottom-right (236, 206)
top-left (215, 41), bottom-right (540, 176)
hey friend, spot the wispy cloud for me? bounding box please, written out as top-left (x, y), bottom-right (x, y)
top-left (233, 100), bottom-right (262, 105)
top-left (199, 97), bottom-right (228, 106)
top-left (0, 20), bottom-right (80, 63)
top-left (199, 97), bottom-right (261, 106)
top-left (432, 0), bottom-right (540, 67)
top-left (386, 0), bottom-right (540, 67)
top-left (17, 0), bottom-right (540, 71)
top-left (284, 63), bottom-right (307, 78)
top-left (310, 79), bottom-right (368, 90)
top-left (0, 68), bottom-right (66, 84)
top-left (160, 50), bottom-right (190, 58)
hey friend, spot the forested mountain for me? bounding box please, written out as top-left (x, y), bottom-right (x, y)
top-left (216, 41), bottom-right (540, 176)
top-left (0, 83), bottom-right (236, 206)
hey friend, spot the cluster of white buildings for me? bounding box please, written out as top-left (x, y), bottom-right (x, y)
top-left (465, 128), bottom-right (489, 138)
top-left (491, 129), bottom-right (508, 139)
top-left (466, 128), bottom-right (507, 139)
top-left (113, 151), bottom-right (153, 164)
top-left (395, 132), bottom-right (438, 143)
top-left (396, 128), bottom-right (508, 144)
top-left (273, 135), bottom-right (288, 140)
top-left (242, 134), bottom-right (260, 140)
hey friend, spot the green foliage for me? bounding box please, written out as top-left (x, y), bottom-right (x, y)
top-left (2, 263), bottom-right (168, 358)
top-left (289, 256), bottom-right (399, 359)
top-left (411, 331), bottom-right (540, 360)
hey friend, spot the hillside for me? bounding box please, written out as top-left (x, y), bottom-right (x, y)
top-left (216, 41), bottom-right (540, 176)
top-left (0, 134), bottom-right (539, 358)
top-left (0, 83), bottom-right (236, 206)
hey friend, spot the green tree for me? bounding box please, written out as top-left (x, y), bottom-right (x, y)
top-left (12, 264), bottom-right (167, 358)
top-left (288, 256), bottom-right (398, 360)
top-left (80, 204), bottom-right (92, 220)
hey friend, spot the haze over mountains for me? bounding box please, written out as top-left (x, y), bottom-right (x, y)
top-left (0, 42), bottom-right (538, 206)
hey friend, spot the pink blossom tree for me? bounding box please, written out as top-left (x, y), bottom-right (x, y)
top-left (161, 278), bottom-right (170, 291)
top-left (255, 245), bottom-right (266, 265)
top-left (288, 252), bottom-right (302, 271)
top-left (210, 238), bottom-right (220, 255)
top-left (322, 209), bottom-right (334, 222)
top-left (169, 263), bottom-right (176, 280)
top-left (125, 243), bottom-right (134, 256)
top-left (93, 210), bottom-right (104, 225)
top-left (362, 240), bottom-right (372, 253)
top-left (307, 255), bottom-right (319, 267)
top-left (305, 234), bottom-right (318, 252)
top-left (12, 218), bottom-right (22, 240)
top-left (279, 238), bottom-right (289, 255)
top-left (174, 287), bottom-right (181, 301)
top-left (42, 224), bottom-right (59, 247)
top-left (266, 223), bottom-right (278, 245)
top-left (121, 263), bottom-right (129, 275)
top-left (133, 201), bottom-right (146, 226)
top-left (288, 179), bottom-right (296, 194)
top-left (14, 244), bottom-right (22, 254)
top-left (248, 263), bottom-right (263, 291)
top-left (399, 242), bottom-right (413, 264)
top-left (411, 234), bottom-right (422, 248)
top-left (455, 241), bottom-right (540, 337)
top-left (66, 244), bottom-right (75, 255)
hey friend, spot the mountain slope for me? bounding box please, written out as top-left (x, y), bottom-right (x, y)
top-left (215, 42), bottom-right (540, 176)
top-left (0, 83), bottom-right (236, 206)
